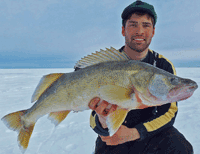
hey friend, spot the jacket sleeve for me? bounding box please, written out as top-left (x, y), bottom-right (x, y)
top-left (90, 111), bottom-right (110, 136)
top-left (134, 57), bottom-right (178, 140)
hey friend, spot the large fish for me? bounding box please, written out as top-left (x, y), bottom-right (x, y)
top-left (1, 47), bottom-right (198, 153)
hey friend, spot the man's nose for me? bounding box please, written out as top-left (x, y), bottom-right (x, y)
top-left (135, 25), bottom-right (144, 34)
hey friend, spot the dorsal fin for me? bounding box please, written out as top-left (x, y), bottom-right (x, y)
top-left (74, 47), bottom-right (129, 69)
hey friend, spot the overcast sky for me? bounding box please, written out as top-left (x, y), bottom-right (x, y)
top-left (0, 0), bottom-right (200, 68)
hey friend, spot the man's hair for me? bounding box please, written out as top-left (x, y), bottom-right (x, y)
top-left (122, 10), bottom-right (155, 28)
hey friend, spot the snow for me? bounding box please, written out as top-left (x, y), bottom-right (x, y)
top-left (0, 68), bottom-right (199, 154)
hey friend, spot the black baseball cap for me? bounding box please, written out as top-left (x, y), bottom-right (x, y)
top-left (121, 0), bottom-right (157, 26)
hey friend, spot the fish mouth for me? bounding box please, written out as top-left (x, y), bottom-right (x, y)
top-left (184, 80), bottom-right (198, 94)
top-left (182, 78), bottom-right (198, 90)
top-left (183, 80), bottom-right (198, 99)
top-left (168, 81), bottom-right (198, 101)
top-left (188, 84), bottom-right (198, 91)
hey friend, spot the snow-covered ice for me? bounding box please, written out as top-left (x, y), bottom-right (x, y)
top-left (0, 68), bottom-right (199, 154)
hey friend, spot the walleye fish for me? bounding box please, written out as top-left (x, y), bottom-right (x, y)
top-left (1, 47), bottom-right (198, 153)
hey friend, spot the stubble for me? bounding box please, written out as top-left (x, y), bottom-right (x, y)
top-left (125, 35), bottom-right (152, 53)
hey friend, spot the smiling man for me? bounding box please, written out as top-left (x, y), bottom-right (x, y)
top-left (80, 1), bottom-right (194, 154)
top-left (122, 13), bottom-right (155, 59)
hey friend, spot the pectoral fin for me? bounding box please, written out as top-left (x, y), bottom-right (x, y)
top-left (106, 107), bottom-right (129, 136)
top-left (31, 73), bottom-right (64, 103)
top-left (98, 85), bottom-right (133, 103)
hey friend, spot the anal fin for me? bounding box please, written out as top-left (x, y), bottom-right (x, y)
top-left (48, 110), bottom-right (71, 126)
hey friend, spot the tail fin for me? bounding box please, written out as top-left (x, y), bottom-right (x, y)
top-left (18, 123), bottom-right (35, 153)
top-left (1, 110), bottom-right (35, 153)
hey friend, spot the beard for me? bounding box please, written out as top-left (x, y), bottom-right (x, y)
top-left (125, 36), bottom-right (152, 53)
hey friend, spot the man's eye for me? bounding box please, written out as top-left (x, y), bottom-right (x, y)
top-left (143, 24), bottom-right (150, 27)
top-left (130, 24), bottom-right (137, 27)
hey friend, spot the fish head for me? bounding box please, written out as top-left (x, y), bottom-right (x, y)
top-left (130, 69), bottom-right (198, 106)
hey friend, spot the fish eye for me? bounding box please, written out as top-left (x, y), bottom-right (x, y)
top-left (170, 77), bottom-right (179, 85)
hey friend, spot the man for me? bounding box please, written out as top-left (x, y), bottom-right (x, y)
top-left (76, 1), bottom-right (193, 153)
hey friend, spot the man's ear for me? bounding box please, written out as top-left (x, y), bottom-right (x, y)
top-left (122, 26), bottom-right (125, 37)
top-left (152, 27), bottom-right (155, 38)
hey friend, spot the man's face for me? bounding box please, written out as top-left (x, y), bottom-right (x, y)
top-left (122, 13), bottom-right (155, 53)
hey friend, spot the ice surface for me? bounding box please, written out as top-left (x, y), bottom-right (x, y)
top-left (0, 68), bottom-right (199, 154)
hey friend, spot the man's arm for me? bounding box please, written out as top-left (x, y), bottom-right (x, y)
top-left (89, 98), bottom-right (140, 145)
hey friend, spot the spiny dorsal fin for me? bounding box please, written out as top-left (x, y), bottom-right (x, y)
top-left (31, 73), bottom-right (64, 103)
top-left (74, 47), bottom-right (129, 69)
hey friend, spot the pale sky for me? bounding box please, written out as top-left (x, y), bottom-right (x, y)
top-left (0, 0), bottom-right (200, 68)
